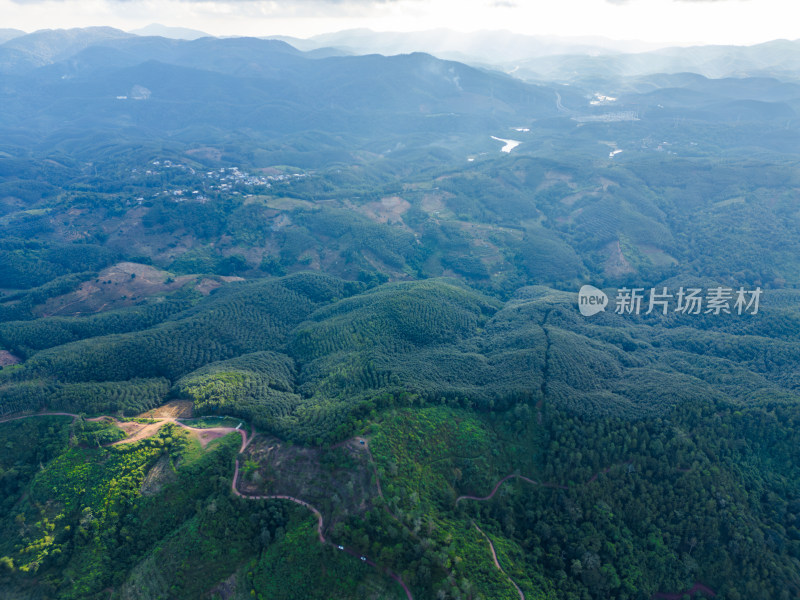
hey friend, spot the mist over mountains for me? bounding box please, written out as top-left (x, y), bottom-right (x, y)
top-left (0, 27), bottom-right (572, 157)
top-left (267, 28), bottom-right (800, 83)
top-left (2, 25), bottom-right (799, 166)
top-left (6, 25), bottom-right (800, 82)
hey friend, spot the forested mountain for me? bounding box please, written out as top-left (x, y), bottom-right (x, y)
top-left (0, 28), bottom-right (565, 143)
top-left (1, 26), bottom-right (800, 600)
top-left (4, 272), bottom-right (799, 434)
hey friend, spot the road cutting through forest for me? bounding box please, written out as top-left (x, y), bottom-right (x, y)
top-left (231, 452), bottom-right (414, 599)
top-left (2, 411), bottom-right (411, 597)
top-left (456, 463), bottom-right (715, 600)
top-left (472, 520), bottom-right (526, 600)
top-left (2, 412), bottom-right (712, 600)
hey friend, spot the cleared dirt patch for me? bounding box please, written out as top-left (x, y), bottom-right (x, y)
top-left (207, 574), bottom-right (237, 600)
top-left (139, 400), bottom-right (194, 419)
top-left (0, 350), bottom-right (21, 367)
top-left (36, 262), bottom-right (196, 316)
top-left (357, 196), bottom-right (410, 224)
top-left (420, 193), bottom-right (447, 215)
top-left (113, 420), bottom-right (166, 445)
top-left (191, 427), bottom-right (235, 448)
top-left (536, 170), bottom-right (577, 191)
top-left (185, 147), bottom-right (222, 162)
top-left (109, 416), bottom-right (242, 450)
top-left (193, 278), bottom-right (224, 295)
top-left (603, 239), bottom-right (635, 278)
top-left (238, 436), bottom-right (376, 535)
top-left (193, 275), bottom-right (244, 296)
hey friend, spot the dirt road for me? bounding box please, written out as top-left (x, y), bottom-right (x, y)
top-left (0, 411), bottom-right (79, 424)
top-left (231, 455), bottom-right (413, 599)
top-left (472, 520), bottom-right (525, 600)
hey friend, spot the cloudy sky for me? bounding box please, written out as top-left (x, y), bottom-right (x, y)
top-left (2, 0), bottom-right (796, 46)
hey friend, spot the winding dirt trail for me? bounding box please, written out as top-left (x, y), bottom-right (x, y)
top-left (453, 463), bottom-right (633, 597)
top-left (3, 414), bottom-right (708, 600)
top-left (454, 474), bottom-right (540, 598)
top-left (0, 411), bottom-right (79, 424)
top-left (456, 473), bottom-right (563, 504)
top-left (472, 520), bottom-right (525, 600)
top-left (360, 437), bottom-right (463, 598)
top-left (459, 462), bottom-right (716, 600)
top-left (456, 461), bottom-right (638, 505)
top-left (232, 459), bottom-right (326, 542)
top-left (232, 440), bottom-right (413, 600)
top-left (4, 412), bottom-right (410, 598)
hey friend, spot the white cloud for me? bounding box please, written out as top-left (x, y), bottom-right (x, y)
top-left (0, 0), bottom-right (795, 45)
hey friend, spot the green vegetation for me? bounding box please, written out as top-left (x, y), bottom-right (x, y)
top-left (0, 272), bottom-right (97, 323)
top-left (2, 266), bottom-right (800, 598)
top-left (0, 378), bottom-right (170, 417)
top-left (0, 417), bottom-right (410, 599)
top-left (175, 351), bottom-right (302, 437)
top-left (0, 240), bottom-right (115, 290)
top-left (2, 29), bottom-right (800, 599)
top-left (4, 273), bottom-right (800, 440)
top-left (235, 519), bottom-right (399, 600)
top-left (330, 403), bottom-right (800, 599)
top-left (0, 416), bottom-right (72, 517)
top-left (0, 299), bottom-right (193, 359)
top-left (177, 416), bottom-right (244, 429)
top-left (75, 419), bottom-right (127, 446)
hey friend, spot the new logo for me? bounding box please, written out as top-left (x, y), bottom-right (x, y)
top-left (578, 285), bottom-right (608, 317)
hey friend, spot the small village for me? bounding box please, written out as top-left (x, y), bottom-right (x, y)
top-left (128, 161), bottom-right (310, 203)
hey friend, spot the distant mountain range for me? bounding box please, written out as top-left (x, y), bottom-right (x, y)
top-left (0, 27), bottom-right (575, 158)
top-left (5, 25), bottom-right (800, 84)
top-left (0, 26), bottom-right (133, 71)
top-left (509, 38), bottom-right (800, 83)
top-left (0, 28), bottom-right (25, 45)
top-left (263, 28), bottom-right (800, 83)
top-left (268, 28), bottom-right (665, 63)
top-left (129, 23), bottom-right (213, 41)
top-left (1, 26), bottom-right (798, 166)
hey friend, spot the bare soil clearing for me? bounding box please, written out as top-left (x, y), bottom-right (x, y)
top-left (237, 435), bottom-right (375, 533)
top-left (139, 400), bottom-right (194, 419)
top-left (0, 350), bottom-right (21, 366)
top-left (37, 262), bottom-right (196, 316)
